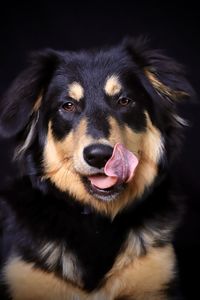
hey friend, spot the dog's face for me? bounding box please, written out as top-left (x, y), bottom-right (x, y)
top-left (0, 38), bottom-right (193, 217)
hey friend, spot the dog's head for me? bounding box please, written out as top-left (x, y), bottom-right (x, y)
top-left (0, 38), bottom-right (193, 217)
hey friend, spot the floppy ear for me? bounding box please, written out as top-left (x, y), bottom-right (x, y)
top-left (0, 49), bottom-right (59, 137)
top-left (123, 37), bottom-right (194, 102)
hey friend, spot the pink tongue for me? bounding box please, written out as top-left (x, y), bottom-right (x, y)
top-left (88, 143), bottom-right (138, 190)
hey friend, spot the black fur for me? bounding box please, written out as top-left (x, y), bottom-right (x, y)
top-left (0, 38), bottom-right (194, 299)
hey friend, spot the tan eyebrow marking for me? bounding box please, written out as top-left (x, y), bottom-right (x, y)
top-left (68, 82), bottom-right (84, 101)
top-left (104, 75), bottom-right (122, 96)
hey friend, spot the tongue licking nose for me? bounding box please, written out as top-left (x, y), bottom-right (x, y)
top-left (88, 143), bottom-right (139, 190)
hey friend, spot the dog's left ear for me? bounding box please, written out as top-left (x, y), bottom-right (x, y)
top-left (0, 49), bottom-right (60, 137)
top-left (123, 37), bottom-right (194, 102)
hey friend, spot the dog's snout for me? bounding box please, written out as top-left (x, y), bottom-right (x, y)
top-left (83, 144), bottom-right (113, 169)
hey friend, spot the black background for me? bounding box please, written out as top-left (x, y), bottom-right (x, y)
top-left (0, 1), bottom-right (199, 299)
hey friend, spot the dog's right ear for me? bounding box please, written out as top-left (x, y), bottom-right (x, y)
top-left (0, 49), bottom-right (60, 137)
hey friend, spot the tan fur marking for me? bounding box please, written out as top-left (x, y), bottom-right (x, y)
top-left (68, 82), bottom-right (84, 101)
top-left (104, 75), bottom-right (122, 96)
top-left (43, 119), bottom-right (88, 201)
top-left (43, 119), bottom-right (117, 217)
top-left (107, 232), bottom-right (144, 276)
top-left (32, 94), bottom-right (43, 112)
top-left (104, 245), bottom-right (175, 300)
top-left (3, 257), bottom-right (85, 300)
top-left (129, 111), bottom-right (164, 199)
top-left (144, 69), bottom-right (188, 101)
top-left (105, 114), bottom-right (164, 216)
top-left (4, 245), bottom-right (174, 300)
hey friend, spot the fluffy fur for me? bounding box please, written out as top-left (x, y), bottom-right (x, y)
top-left (0, 38), bottom-right (194, 300)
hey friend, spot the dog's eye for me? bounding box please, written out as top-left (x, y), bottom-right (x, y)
top-left (117, 97), bottom-right (132, 107)
top-left (62, 101), bottom-right (76, 112)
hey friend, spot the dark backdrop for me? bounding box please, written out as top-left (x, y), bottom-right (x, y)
top-left (0, 2), bottom-right (199, 299)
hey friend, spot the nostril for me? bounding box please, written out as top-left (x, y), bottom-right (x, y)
top-left (83, 144), bottom-right (113, 169)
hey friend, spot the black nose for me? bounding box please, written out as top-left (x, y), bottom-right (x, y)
top-left (83, 144), bottom-right (113, 169)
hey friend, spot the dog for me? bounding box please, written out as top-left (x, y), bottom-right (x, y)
top-left (0, 37), bottom-right (194, 300)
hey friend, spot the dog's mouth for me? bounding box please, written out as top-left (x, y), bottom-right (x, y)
top-left (82, 174), bottom-right (125, 201)
top-left (81, 143), bottom-right (139, 201)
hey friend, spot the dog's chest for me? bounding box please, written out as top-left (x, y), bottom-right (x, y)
top-left (37, 220), bottom-right (128, 290)
top-left (3, 243), bottom-right (175, 300)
